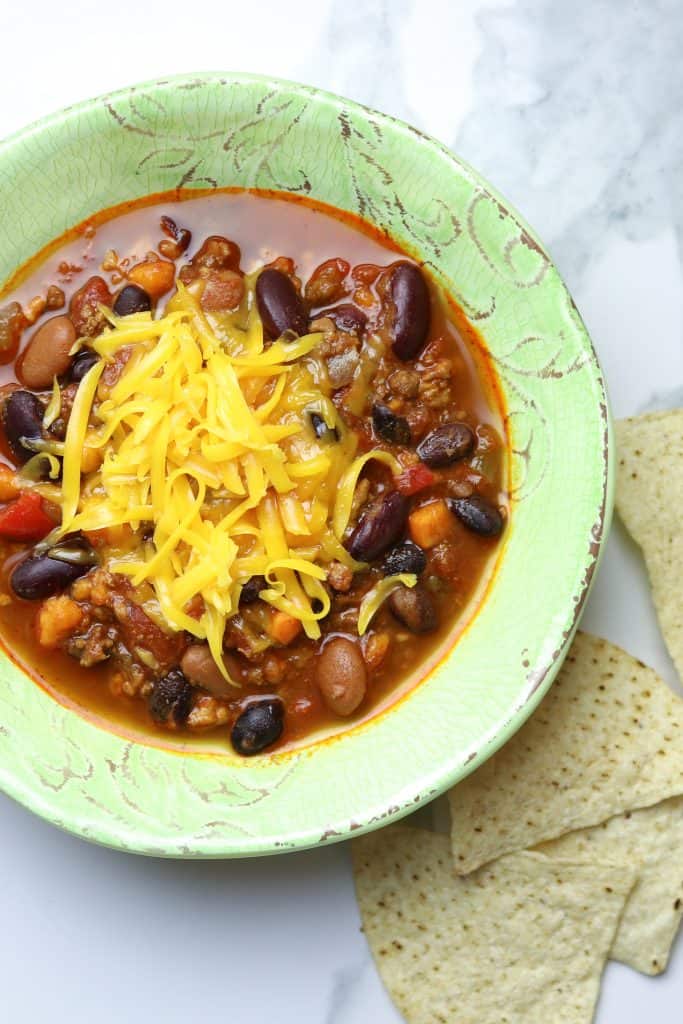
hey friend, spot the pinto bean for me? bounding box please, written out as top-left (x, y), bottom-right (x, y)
top-left (180, 644), bottom-right (234, 698)
top-left (18, 315), bottom-right (77, 389)
top-left (388, 585), bottom-right (438, 633)
top-left (256, 268), bottom-right (307, 339)
top-left (388, 262), bottom-right (431, 360)
top-left (346, 491), bottom-right (409, 562)
top-left (316, 636), bottom-right (367, 716)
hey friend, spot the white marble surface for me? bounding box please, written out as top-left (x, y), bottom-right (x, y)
top-left (1, 1), bottom-right (681, 1020)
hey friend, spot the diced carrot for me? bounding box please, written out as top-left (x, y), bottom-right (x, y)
top-left (36, 595), bottom-right (83, 649)
top-left (408, 499), bottom-right (453, 549)
top-left (268, 610), bottom-right (303, 646)
top-left (0, 464), bottom-right (19, 502)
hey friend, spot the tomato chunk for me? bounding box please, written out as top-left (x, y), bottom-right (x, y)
top-left (0, 491), bottom-right (55, 541)
top-left (396, 464), bottom-right (436, 496)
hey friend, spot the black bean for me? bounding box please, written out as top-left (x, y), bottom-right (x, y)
top-left (372, 403), bottom-right (411, 445)
top-left (383, 541), bottom-right (427, 577)
top-left (68, 349), bottom-right (100, 382)
top-left (148, 669), bottom-right (194, 726)
top-left (317, 303), bottom-right (367, 335)
top-left (417, 421), bottom-right (475, 467)
top-left (256, 269), bottom-right (307, 339)
top-left (3, 390), bottom-right (45, 464)
top-left (388, 585), bottom-right (438, 633)
top-left (10, 554), bottom-right (90, 601)
top-left (239, 575), bottom-right (266, 605)
top-left (388, 262), bottom-right (431, 361)
top-left (113, 284), bottom-right (152, 317)
top-left (448, 494), bottom-right (504, 537)
top-left (347, 491), bottom-right (409, 562)
top-left (309, 411), bottom-right (339, 442)
top-left (231, 699), bottom-right (284, 756)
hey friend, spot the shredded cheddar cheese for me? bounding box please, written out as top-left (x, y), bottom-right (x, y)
top-left (52, 278), bottom-right (397, 682)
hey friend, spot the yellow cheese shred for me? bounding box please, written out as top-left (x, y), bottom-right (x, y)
top-left (357, 574), bottom-right (417, 636)
top-left (52, 278), bottom-right (401, 682)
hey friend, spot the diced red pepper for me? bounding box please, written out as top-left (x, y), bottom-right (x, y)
top-left (396, 464), bottom-right (436, 496)
top-left (0, 490), bottom-right (55, 541)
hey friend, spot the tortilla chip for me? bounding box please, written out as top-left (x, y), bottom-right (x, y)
top-left (353, 827), bottom-right (635, 1024)
top-left (617, 410), bottom-right (683, 678)
top-left (539, 795), bottom-right (683, 976)
top-left (449, 631), bottom-right (683, 874)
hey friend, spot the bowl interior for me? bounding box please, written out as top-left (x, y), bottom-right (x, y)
top-left (0, 73), bottom-right (609, 856)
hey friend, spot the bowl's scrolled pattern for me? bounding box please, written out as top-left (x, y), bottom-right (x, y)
top-left (0, 74), bottom-right (609, 856)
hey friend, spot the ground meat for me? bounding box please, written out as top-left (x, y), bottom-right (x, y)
top-left (179, 235), bottom-right (241, 282)
top-left (327, 561), bottom-right (354, 592)
top-left (69, 569), bottom-right (186, 674)
top-left (419, 358), bottom-right (453, 408)
top-left (404, 402), bottom-right (432, 440)
top-left (66, 622), bottom-right (116, 667)
top-left (187, 693), bottom-right (230, 729)
top-left (318, 327), bottom-right (360, 360)
top-left (69, 276), bottom-right (112, 337)
top-left (388, 368), bottom-right (420, 398)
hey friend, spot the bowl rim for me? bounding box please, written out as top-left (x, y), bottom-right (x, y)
top-left (0, 71), bottom-right (612, 856)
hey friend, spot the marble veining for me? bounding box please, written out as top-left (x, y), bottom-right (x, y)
top-left (0, 1), bottom-right (681, 1022)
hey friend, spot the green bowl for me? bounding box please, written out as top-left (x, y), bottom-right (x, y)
top-left (0, 73), bottom-right (610, 856)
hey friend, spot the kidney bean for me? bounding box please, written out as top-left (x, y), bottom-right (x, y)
top-left (10, 553), bottom-right (90, 600)
top-left (18, 315), bottom-right (77, 390)
top-left (113, 284), bottom-right (152, 317)
top-left (383, 540), bottom-right (427, 577)
top-left (3, 390), bottom-right (45, 464)
top-left (231, 699), bottom-right (284, 755)
top-left (69, 276), bottom-right (112, 337)
top-left (180, 645), bottom-right (233, 699)
top-left (316, 636), bottom-right (367, 716)
top-left (148, 669), bottom-right (195, 726)
top-left (388, 585), bottom-right (438, 633)
top-left (347, 491), bottom-right (409, 562)
top-left (68, 349), bottom-right (100, 382)
top-left (316, 303), bottom-right (367, 335)
top-left (372, 403), bottom-right (411, 446)
top-left (417, 421), bottom-right (475, 468)
top-left (256, 269), bottom-right (307, 339)
top-left (304, 258), bottom-right (350, 307)
top-left (388, 262), bottom-right (431, 360)
top-left (448, 494), bottom-right (504, 537)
